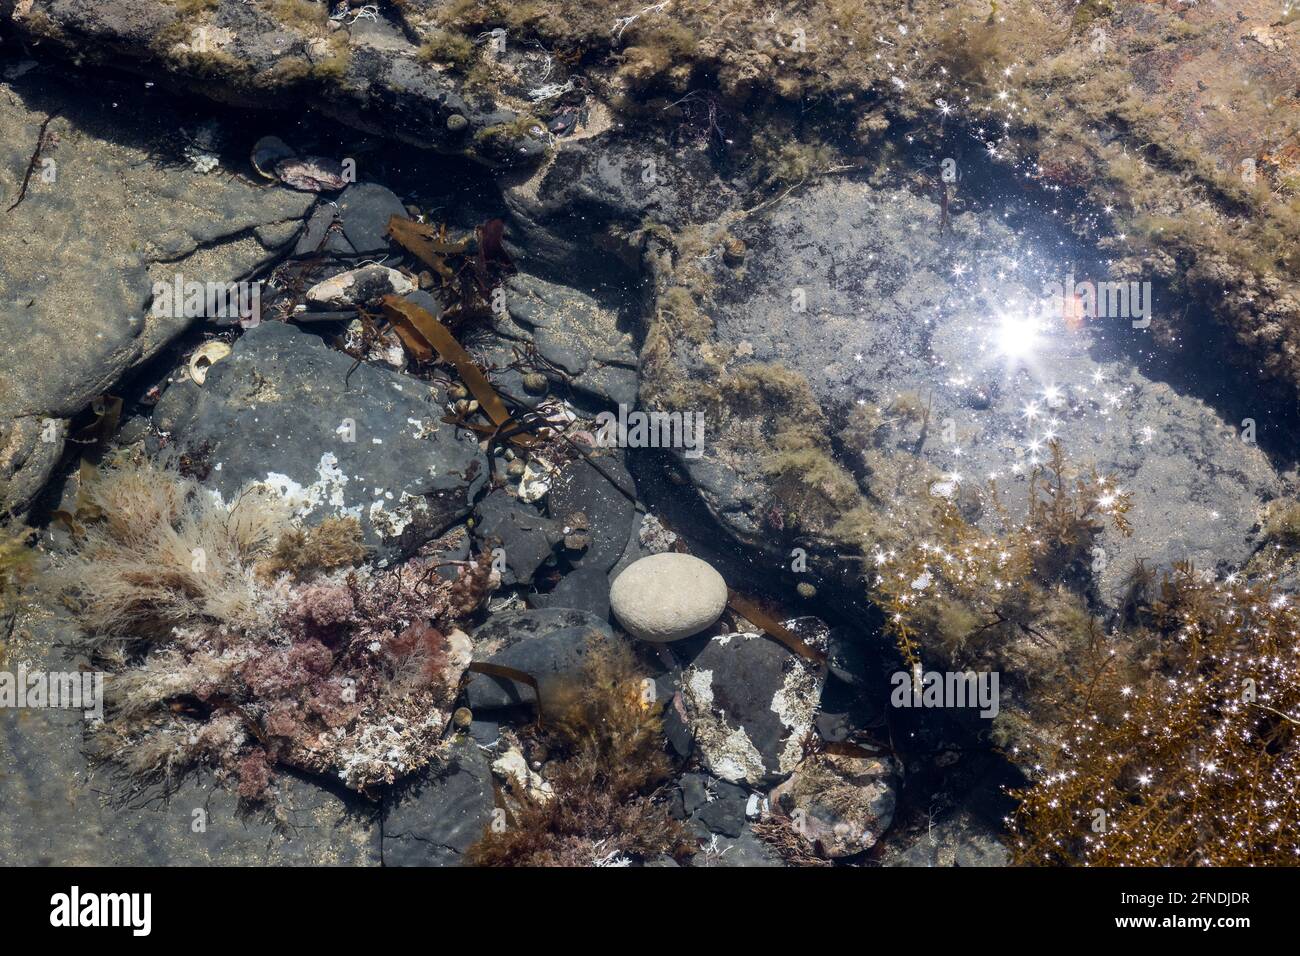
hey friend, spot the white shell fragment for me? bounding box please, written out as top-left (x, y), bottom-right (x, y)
top-left (517, 457), bottom-right (557, 503)
top-left (188, 341), bottom-right (232, 386)
top-left (306, 265), bottom-right (415, 310)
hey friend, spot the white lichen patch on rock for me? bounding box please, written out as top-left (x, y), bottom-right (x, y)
top-left (367, 492), bottom-right (428, 541)
top-left (243, 453), bottom-right (358, 519)
top-left (492, 747), bottom-right (554, 803)
top-left (770, 657), bottom-right (824, 775)
top-left (682, 633), bottom-right (826, 787)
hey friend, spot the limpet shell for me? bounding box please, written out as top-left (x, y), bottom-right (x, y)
top-left (189, 341), bottom-right (232, 386)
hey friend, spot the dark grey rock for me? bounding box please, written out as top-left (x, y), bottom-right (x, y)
top-left (472, 489), bottom-right (564, 586)
top-left (294, 205), bottom-right (356, 258)
top-left (337, 183), bottom-right (408, 254)
top-left (487, 272), bottom-right (640, 407)
top-left (824, 626), bottom-right (873, 689)
top-left (0, 68), bottom-right (312, 516)
top-left (382, 739), bottom-right (494, 866)
top-left (154, 320), bottom-right (487, 562)
top-left (680, 774), bottom-right (748, 839)
top-left (11, 1), bottom-right (550, 169)
top-left (880, 810), bottom-right (1010, 868)
top-left (690, 827), bottom-right (784, 868)
top-left (504, 130), bottom-right (741, 280)
top-left (466, 608), bottom-right (617, 711)
top-left (468, 720), bottom-right (500, 747)
top-left (547, 454), bottom-right (637, 572)
top-left (681, 633), bottom-right (825, 787)
top-left (660, 177), bottom-right (1281, 601)
top-left (533, 565), bottom-right (611, 620)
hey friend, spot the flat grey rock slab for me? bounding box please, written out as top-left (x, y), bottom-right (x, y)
top-left (154, 320), bottom-right (487, 562)
top-left (381, 739), bottom-right (494, 867)
top-left (0, 68), bottom-right (313, 516)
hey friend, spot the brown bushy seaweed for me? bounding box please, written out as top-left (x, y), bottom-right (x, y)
top-left (46, 461), bottom-right (494, 803)
top-left (466, 634), bottom-right (693, 866)
top-left (1010, 564), bottom-right (1300, 865)
top-left (0, 524), bottom-right (35, 619)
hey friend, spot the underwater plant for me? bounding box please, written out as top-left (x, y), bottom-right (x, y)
top-left (47, 460), bottom-right (495, 803)
top-left (1010, 564), bottom-right (1300, 865)
top-left (466, 634), bottom-right (693, 866)
top-left (0, 523), bottom-right (36, 619)
top-left (871, 441), bottom-right (1131, 670)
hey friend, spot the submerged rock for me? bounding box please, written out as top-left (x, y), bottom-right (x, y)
top-left (336, 183), bottom-right (409, 254)
top-left (382, 740), bottom-right (495, 867)
top-left (466, 608), bottom-right (617, 711)
top-left (471, 489), bottom-right (565, 586)
top-left (680, 632), bottom-right (826, 787)
top-left (490, 272), bottom-right (640, 407)
top-left (547, 453), bottom-right (637, 572)
top-left (609, 553), bottom-right (728, 643)
top-left (656, 178), bottom-right (1281, 598)
top-left (153, 321), bottom-right (486, 562)
top-left (879, 809), bottom-right (1010, 868)
top-left (0, 70), bottom-right (313, 517)
top-left (768, 752), bottom-right (898, 859)
top-left (678, 772), bottom-right (749, 839)
top-left (531, 565), bottom-right (612, 620)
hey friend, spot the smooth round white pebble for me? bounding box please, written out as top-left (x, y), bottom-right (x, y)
top-left (609, 553), bottom-right (728, 643)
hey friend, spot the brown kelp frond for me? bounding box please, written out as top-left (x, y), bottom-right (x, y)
top-left (466, 635), bottom-right (693, 866)
top-left (1010, 565), bottom-right (1300, 865)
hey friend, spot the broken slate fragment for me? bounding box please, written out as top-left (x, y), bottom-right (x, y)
top-left (337, 183), bottom-right (409, 254)
top-left (471, 489), bottom-right (565, 586)
top-left (679, 773), bottom-right (749, 839)
top-left (294, 205), bottom-right (357, 258)
top-left (546, 453), bottom-right (637, 572)
top-left (531, 565), bottom-right (611, 621)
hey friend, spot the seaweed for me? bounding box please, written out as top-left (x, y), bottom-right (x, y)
top-left (1010, 565), bottom-right (1300, 865)
top-left (416, 30), bottom-right (477, 68)
top-left (465, 634), bottom-right (693, 866)
top-left (0, 524), bottom-right (35, 619)
top-left (379, 294), bottom-right (533, 446)
top-left (256, 516), bottom-right (368, 582)
top-left (44, 462), bottom-right (492, 802)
